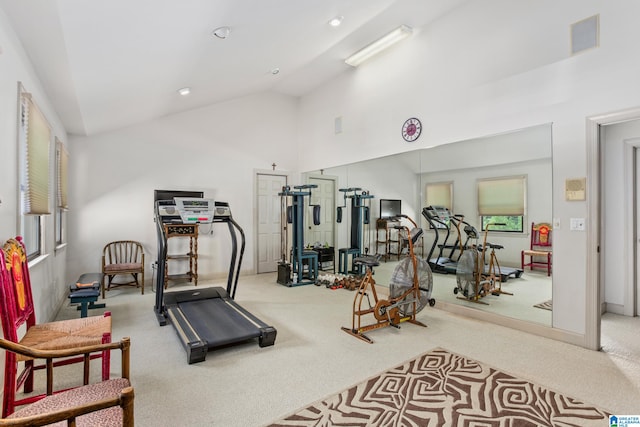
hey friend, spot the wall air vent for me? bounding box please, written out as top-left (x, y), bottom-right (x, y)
top-left (571, 14), bottom-right (599, 55)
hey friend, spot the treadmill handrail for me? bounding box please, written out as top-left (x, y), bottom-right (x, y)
top-left (154, 200), bottom-right (169, 322)
top-left (227, 217), bottom-right (245, 300)
top-left (422, 206), bottom-right (452, 263)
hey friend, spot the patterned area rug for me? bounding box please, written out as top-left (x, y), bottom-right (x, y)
top-left (534, 299), bottom-right (553, 311)
top-left (267, 348), bottom-right (609, 427)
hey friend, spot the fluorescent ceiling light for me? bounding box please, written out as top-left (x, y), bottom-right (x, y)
top-left (345, 25), bottom-right (412, 67)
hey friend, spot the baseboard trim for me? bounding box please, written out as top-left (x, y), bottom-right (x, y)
top-left (604, 302), bottom-right (625, 315)
top-left (435, 301), bottom-right (586, 348)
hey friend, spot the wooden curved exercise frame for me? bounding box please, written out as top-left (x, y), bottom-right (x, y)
top-left (460, 222), bottom-right (513, 304)
top-left (341, 216), bottom-right (427, 343)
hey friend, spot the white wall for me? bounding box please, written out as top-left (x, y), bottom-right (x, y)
top-left (296, 0), bottom-right (640, 337)
top-left (0, 8), bottom-right (69, 323)
top-left (67, 92), bottom-right (299, 284)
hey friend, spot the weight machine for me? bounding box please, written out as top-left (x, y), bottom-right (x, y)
top-left (336, 187), bottom-right (374, 275)
top-left (277, 185), bottom-right (320, 286)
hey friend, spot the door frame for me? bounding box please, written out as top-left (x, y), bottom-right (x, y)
top-left (636, 147), bottom-right (640, 314)
top-left (305, 173), bottom-right (338, 249)
top-left (624, 139), bottom-right (640, 317)
top-left (254, 169), bottom-right (291, 274)
top-left (586, 106), bottom-right (640, 350)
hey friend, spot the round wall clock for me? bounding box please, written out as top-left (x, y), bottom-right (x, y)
top-left (401, 117), bottom-right (422, 142)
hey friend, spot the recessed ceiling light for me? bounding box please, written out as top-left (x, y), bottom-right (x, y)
top-left (329, 16), bottom-right (343, 27)
top-left (271, 68), bottom-right (280, 75)
top-left (177, 87), bottom-right (191, 96)
top-left (212, 26), bottom-right (231, 39)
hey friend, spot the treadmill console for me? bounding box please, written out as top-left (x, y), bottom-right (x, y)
top-left (424, 206), bottom-right (450, 228)
top-left (174, 198), bottom-right (215, 224)
top-left (213, 202), bottom-right (231, 219)
top-left (157, 204), bottom-right (177, 217)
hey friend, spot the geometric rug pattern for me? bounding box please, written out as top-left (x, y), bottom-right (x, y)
top-left (533, 299), bottom-right (553, 311)
top-left (267, 348), bottom-right (609, 427)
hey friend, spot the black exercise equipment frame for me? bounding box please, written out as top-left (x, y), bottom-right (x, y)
top-left (153, 199), bottom-right (276, 364)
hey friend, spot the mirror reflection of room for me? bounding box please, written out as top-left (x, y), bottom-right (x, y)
top-left (420, 124), bottom-right (552, 325)
top-left (303, 123), bottom-right (552, 326)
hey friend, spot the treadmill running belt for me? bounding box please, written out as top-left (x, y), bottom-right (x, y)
top-left (177, 298), bottom-right (261, 348)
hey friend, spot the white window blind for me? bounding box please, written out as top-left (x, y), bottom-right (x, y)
top-left (56, 139), bottom-right (69, 209)
top-left (21, 92), bottom-right (51, 215)
top-left (477, 176), bottom-right (525, 216)
top-left (425, 182), bottom-right (453, 211)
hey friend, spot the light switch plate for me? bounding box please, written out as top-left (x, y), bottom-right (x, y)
top-left (570, 217), bottom-right (585, 231)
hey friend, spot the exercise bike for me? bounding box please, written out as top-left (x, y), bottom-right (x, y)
top-left (341, 215), bottom-right (435, 344)
top-left (455, 222), bottom-right (513, 304)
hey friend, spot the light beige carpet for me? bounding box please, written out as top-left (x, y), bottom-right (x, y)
top-left (267, 347), bottom-right (609, 427)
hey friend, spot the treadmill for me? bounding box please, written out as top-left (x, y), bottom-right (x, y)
top-left (422, 206), bottom-right (523, 282)
top-left (154, 196), bottom-right (276, 364)
top-left (422, 206), bottom-right (459, 274)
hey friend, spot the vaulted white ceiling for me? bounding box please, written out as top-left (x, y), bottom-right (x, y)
top-left (1, 0), bottom-right (467, 136)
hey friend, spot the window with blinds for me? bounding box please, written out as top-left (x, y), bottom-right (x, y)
top-left (56, 139), bottom-right (68, 209)
top-left (55, 139), bottom-right (68, 247)
top-left (20, 91), bottom-right (51, 215)
top-left (477, 175), bottom-right (526, 232)
top-left (425, 182), bottom-right (453, 211)
top-left (19, 84), bottom-right (51, 259)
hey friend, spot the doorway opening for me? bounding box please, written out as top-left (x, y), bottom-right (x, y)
top-left (587, 107), bottom-right (640, 353)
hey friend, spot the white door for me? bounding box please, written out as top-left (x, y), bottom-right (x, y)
top-left (306, 176), bottom-right (336, 247)
top-left (257, 173), bottom-right (287, 273)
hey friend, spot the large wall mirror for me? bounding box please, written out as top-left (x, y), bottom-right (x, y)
top-left (303, 123), bottom-right (552, 327)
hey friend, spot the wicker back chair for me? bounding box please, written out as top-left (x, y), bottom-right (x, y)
top-left (0, 237), bottom-right (112, 418)
top-left (102, 241), bottom-right (145, 298)
top-left (521, 222), bottom-right (553, 276)
top-left (0, 337), bottom-right (133, 426)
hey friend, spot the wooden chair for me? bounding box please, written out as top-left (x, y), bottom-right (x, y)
top-left (0, 237), bottom-right (112, 418)
top-left (102, 241), bottom-right (145, 298)
top-left (521, 222), bottom-right (552, 276)
top-left (0, 337), bottom-right (133, 426)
